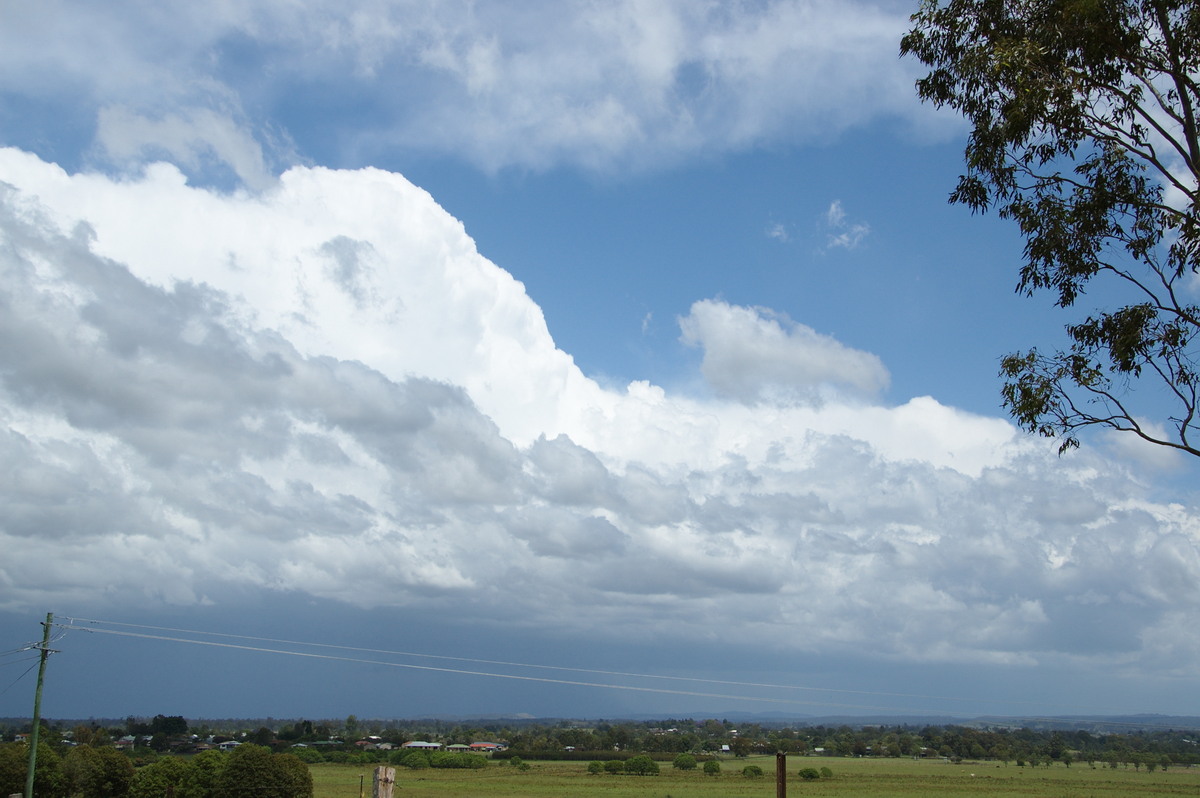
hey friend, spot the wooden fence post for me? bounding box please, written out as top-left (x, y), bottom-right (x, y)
top-left (373, 765), bottom-right (396, 798)
top-left (776, 751), bottom-right (786, 798)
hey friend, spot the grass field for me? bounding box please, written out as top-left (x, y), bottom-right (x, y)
top-left (310, 755), bottom-right (1200, 797)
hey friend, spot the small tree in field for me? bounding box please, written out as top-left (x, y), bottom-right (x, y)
top-left (673, 753), bottom-right (697, 770)
top-left (703, 759), bottom-right (721, 776)
top-left (625, 755), bottom-right (659, 776)
top-left (217, 743), bottom-right (313, 798)
top-left (742, 764), bottom-right (764, 778)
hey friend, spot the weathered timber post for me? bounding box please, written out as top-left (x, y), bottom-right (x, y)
top-left (373, 765), bottom-right (395, 798)
top-left (776, 751), bottom-right (787, 798)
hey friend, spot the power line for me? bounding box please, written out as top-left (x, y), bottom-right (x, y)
top-left (50, 617), bottom-right (1189, 729)
top-left (0, 643), bottom-right (42, 660)
top-left (56, 616), bottom-right (1037, 709)
top-left (53, 621), bottom-right (917, 712)
top-left (0, 660), bottom-right (41, 697)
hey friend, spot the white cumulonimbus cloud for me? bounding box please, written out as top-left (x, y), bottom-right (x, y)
top-left (1, 148), bottom-right (1198, 680)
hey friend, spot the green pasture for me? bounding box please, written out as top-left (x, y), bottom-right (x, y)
top-left (310, 755), bottom-right (1200, 798)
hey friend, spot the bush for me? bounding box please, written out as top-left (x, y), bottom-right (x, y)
top-left (820, 766), bottom-right (833, 778)
top-left (0, 742), bottom-right (62, 798)
top-left (129, 756), bottom-right (189, 798)
top-left (625, 755), bottom-right (659, 776)
top-left (180, 748), bottom-right (226, 798)
top-left (273, 753), bottom-right (314, 798)
top-left (742, 764), bottom-right (764, 778)
top-left (67, 745), bottom-right (135, 798)
top-left (703, 759), bottom-right (721, 776)
top-left (798, 767), bottom-right (821, 780)
top-left (604, 759), bottom-right (624, 774)
top-left (397, 751), bottom-right (430, 769)
top-left (672, 753), bottom-right (697, 770)
top-left (430, 752), bottom-right (487, 769)
top-left (508, 755), bottom-right (530, 771)
top-left (289, 747), bottom-right (324, 764)
top-left (586, 760), bottom-right (604, 775)
top-left (217, 743), bottom-right (312, 798)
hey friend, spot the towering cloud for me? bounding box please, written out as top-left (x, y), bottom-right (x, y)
top-left (1, 150), bottom-right (1197, 685)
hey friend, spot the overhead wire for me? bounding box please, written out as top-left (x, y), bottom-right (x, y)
top-left (0, 642), bottom-right (41, 660)
top-left (53, 621), bottom-right (909, 712)
top-left (57, 616), bottom-right (1036, 709)
top-left (50, 616), bottom-right (1191, 729)
top-left (0, 658), bottom-right (41, 697)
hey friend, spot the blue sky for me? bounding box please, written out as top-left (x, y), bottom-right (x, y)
top-left (1, 0), bottom-right (1198, 724)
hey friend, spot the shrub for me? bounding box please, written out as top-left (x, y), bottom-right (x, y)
top-left (289, 747), bottom-right (324, 764)
top-left (798, 767), bottom-right (820, 780)
top-left (69, 745), bottom-right (135, 798)
top-left (398, 751), bottom-right (430, 769)
top-left (586, 760), bottom-right (604, 775)
top-left (625, 755), bottom-right (659, 776)
top-left (217, 743), bottom-right (313, 798)
top-left (180, 748), bottom-right (226, 798)
top-left (604, 759), bottom-right (624, 774)
top-left (430, 752), bottom-right (487, 769)
top-left (129, 756), bottom-right (189, 798)
top-left (820, 766), bottom-right (833, 778)
top-left (673, 753), bottom-right (697, 770)
top-left (508, 756), bottom-right (530, 771)
top-left (0, 742), bottom-right (62, 798)
top-left (742, 764), bottom-right (764, 778)
top-left (703, 759), bottom-right (721, 776)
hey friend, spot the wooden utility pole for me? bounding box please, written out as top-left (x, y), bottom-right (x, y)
top-left (24, 613), bottom-right (54, 798)
top-left (776, 751), bottom-right (787, 798)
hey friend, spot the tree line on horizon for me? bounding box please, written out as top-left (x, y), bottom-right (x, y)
top-left (3, 715), bottom-right (1198, 773)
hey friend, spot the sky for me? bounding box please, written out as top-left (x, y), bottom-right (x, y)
top-left (1, 0), bottom-right (1199, 725)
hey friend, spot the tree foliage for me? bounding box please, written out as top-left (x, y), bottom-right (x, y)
top-left (624, 754), bottom-right (659, 775)
top-left (63, 745), bottom-right (135, 798)
top-left (216, 744), bottom-right (312, 798)
top-left (672, 753), bottom-right (697, 770)
top-left (0, 742), bottom-right (62, 798)
top-left (902, 0), bottom-right (1200, 456)
top-left (129, 756), bottom-right (190, 798)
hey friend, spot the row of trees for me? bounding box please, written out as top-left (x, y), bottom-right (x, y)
top-left (5, 716), bottom-right (1197, 771)
top-left (440, 718), bottom-right (1199, 766)
top-left (0, 743), bottom-right (311, 798)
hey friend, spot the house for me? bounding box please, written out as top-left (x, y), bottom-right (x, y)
top-left (401, 741), bottom-right (440, 750)
top-left (218, 741), bottom-right (242, 751)
top-left (470, 742), bottom-right (503, 752)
